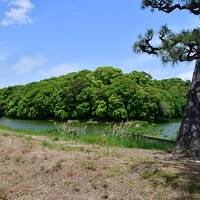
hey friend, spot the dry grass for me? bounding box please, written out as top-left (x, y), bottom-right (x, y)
top-left (0, 129), bottom-right (199, 200)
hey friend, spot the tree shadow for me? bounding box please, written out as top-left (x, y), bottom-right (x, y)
top-left (140, 152), bottom-right (200, 199)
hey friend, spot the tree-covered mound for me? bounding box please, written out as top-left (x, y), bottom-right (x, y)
top-left (0, 67), bottom-right (190, 122)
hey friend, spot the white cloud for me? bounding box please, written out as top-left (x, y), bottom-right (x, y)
top-left (178, 70), bottom-right (193, 80)
top-left (177, 61), bottom-right (195, 81)
top-left (124, 54), bottom-right (156, 69)
top-left (122, 54), bottom-right (195, 80)
top-left (1, 0), bottom-right (34, 26)
top-left (122, 54), bottom-right (163, 76)
top-left (12, 54), bottom-right (48, 75)
top-left (42, 63), bottom-right (83, 78)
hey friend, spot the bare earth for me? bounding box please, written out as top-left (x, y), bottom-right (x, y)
top-left (0, 130), bottom-right (200, 200)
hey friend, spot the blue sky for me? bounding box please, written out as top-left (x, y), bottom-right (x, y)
top-left (0, 0), bottom-right (199, 87)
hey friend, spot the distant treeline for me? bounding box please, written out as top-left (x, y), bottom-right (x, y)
top-left (0, 67), bottom-right (190, 122)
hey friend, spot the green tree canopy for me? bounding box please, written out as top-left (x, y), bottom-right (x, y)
top-left (0, 67), bottom-right (189, 122)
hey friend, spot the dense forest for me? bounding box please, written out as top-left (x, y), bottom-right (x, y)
top-left (0, 67), bottom-right (190, 122)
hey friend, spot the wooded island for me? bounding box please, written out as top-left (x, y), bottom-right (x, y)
top-left (0, 67), bottom-right (189, 122)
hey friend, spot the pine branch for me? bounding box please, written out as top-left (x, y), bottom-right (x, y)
top-left (134, 26), bottom-right (200, 63)
top-left (142, 0), bottom-right (200, 15)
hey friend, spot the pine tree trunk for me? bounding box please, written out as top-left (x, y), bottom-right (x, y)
top-left (173, 59), bottom-right (200, 159)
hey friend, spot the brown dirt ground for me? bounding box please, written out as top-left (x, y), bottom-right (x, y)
top-left (0, 130), bottom-right (200, 200)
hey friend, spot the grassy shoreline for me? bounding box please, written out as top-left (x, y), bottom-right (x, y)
top-left (0, 124), bottom-right (175, 151)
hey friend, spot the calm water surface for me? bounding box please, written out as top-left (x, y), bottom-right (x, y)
top-left (154, 121), bottom-right (181, 138)
top-left (0, 118), bottom-right (181, 138)
top-left (0, 118), bottom-right (55, 131)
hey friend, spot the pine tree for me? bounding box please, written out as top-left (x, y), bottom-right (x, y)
top-left (134, 0), bottom-right (200, 159)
